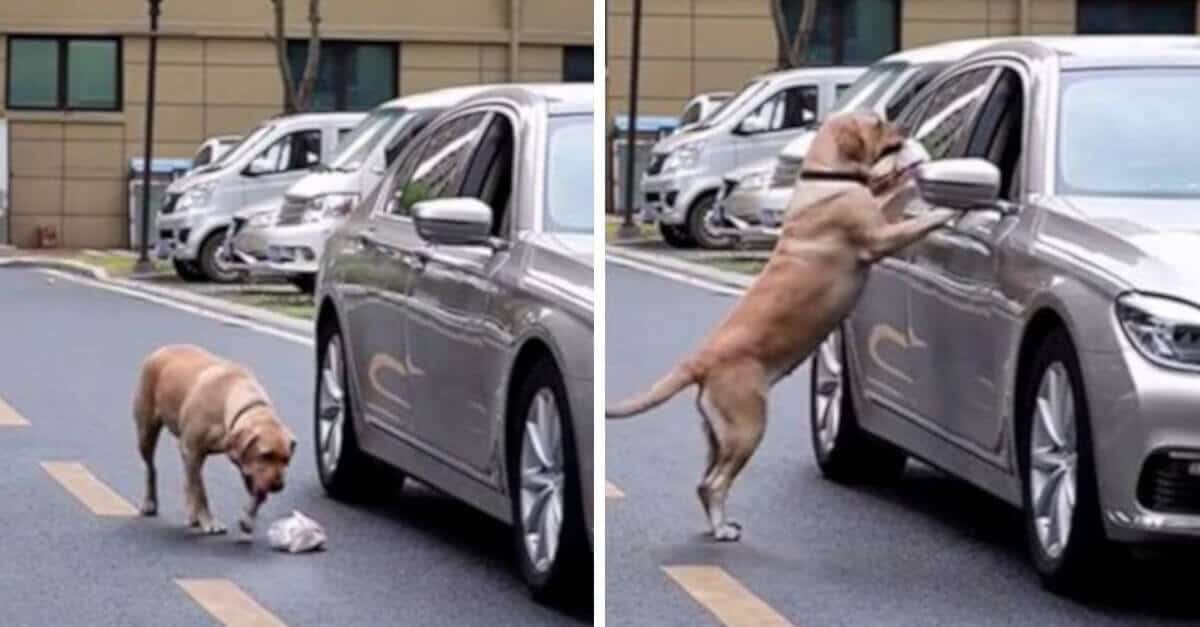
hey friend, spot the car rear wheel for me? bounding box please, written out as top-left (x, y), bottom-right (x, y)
top-left (810, 327), bottom-right (907, 482)
top-left (687, 193), bottom-right (733, 250)
top-left (1018, 328), bottom-right (1111, 594)
top-left (198, 228), bottom-right (241, 283)
top-left (315, 325), bottom-right (399, 501)
top-left (171, 258), bottom-right (206, 282)
top-left (659, 222), bottom-right (695, 248)
top-left (508, 358), bottom-right (589, 602)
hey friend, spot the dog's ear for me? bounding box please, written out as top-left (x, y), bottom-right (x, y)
top-left (289, 438), bottom-right (297, 456)
top-left (834, 122), bottom-right (868, 166)
top-left (226, 427), bottom-right (259, 463)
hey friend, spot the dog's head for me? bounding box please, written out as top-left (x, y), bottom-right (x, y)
top-left (804, 111), bottom-right (919, 191)
top-left (227, 407), bottom-right (296, 499)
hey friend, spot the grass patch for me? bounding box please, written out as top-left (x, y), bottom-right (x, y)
top-left (77, 252), bottom-right (170, 277)
top-left (699, 257), bottom-right (767, 276)
top-left (606, 218), bottom-right (657, 243)
top-left (224, 291), bottom-right (315, 320)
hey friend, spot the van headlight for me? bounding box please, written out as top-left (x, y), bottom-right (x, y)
top-left (1116, 292), bottom-right (1200, 369)
top-left (176, 181), bottom-right (216, 212)
top-left (248, 210), bottom-right (277, 228)
top-left (738, 169), bottom-right (771, 192)
top-left (661, 141), bottom-right (705, 173)
top-left (302, 193), bottom-right (359, 223)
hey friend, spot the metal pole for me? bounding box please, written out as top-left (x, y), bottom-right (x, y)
top-left (134, 0), bottom-right (161, 274)
top-left (617, 0), bottom-right (643, 239)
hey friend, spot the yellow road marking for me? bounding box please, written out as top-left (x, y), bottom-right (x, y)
top-left (663, 565), bottom-right (794, 627)
top-left (606, 481), bottom-right (624, 498)
top-left (177, 579), bottom-right (288, 627)
top-left (0, 397), bottom-right (30, 426)
top-left (40, 461), bottom-right (137, 517)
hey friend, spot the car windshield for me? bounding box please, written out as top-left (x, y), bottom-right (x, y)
top-left (328, 108), bottom-right (416, 172)
top-left (212, 123), bottom-right (274, 169)
top-left (544, 114), bottom-right (592, 234)
top-left (695, 80), bottom-right (766, 129)
top-left (832, 62), bottom-right (908, 114)
top-left (1059, 68), bottom-right (1200, 198)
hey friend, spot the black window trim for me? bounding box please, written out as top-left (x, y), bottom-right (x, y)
top-left (286, 39), bottom-right (398, 112)
top-left (6, 34), bottom-right (123, 112)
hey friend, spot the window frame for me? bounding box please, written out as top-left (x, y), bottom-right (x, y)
top-left (6, 35), bottom-right (123, 112)
top-left (286, 39), bottom-right (398, 112)
top-left (909, 66), bottom-right (998, 162)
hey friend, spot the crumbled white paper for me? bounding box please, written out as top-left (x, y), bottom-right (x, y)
top-left (267, 510), bottom-right (327, 553)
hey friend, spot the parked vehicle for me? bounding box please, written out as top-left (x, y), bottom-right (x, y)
top-left (227, 86), bottom-right (497, 293)
top-left (156, 112), bottom-right (364, 282)
top-left (639, 66), bottom-right (863, 248)
top-left (673, 91), bottom-right (733, 135)
top-left (186, 134), bottom-right (241, 176)
top-left (715, 38), bottom-right (1003, 244)
top-left (313, 84), bottom-right (593, 600)
top-left (809, 36), bottom-right (1200, 593)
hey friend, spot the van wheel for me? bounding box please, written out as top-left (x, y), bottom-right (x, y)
top-left (687, 193), bottom-right (733, 250)
top-left (198, 229), bottom-right (241, 283)
top-left (659, 223), bottom-right (695, 248)
top-left (172, 259), bottom-right (206, 282)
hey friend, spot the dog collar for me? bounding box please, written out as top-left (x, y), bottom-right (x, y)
top-left (799, 170), bottom-right (869, 184)
top-left (228, 399), bottom-right (269, 431)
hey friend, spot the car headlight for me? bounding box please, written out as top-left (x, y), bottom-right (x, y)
top-left (248, 210), bottom-right (277, 228)
top-left (738, 169), bottom-right (771, 192)
top-left (1116, 292), bottom-right (1200, 369)
top-left (302, 193), bottom-right (359, 224)
top-left (175, 181), bottom-right (216, 212)
top-left (661, 141), bottom-right (705, 173)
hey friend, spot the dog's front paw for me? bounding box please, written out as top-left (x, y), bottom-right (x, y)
top-left (198, 520), bottom-right (227, 535)
top-left (238, 516), bottom-right (254, 535)
top-left (140, 502), bottom-right (158, 517)
top-left (712, 521), bottom-right (742, 542)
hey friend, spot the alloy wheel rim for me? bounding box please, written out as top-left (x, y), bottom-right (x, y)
top-left (318, 335), bottom-right (346, 476)
top-left (814, 332), bottom-right (843, 456)
top-left (1030, 362), bottom-right (1078, 560)
top-left (519, 387), bottom-right (565, 573)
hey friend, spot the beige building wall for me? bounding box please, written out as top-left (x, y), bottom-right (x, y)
top-left (1, 0), bottom-right (592, 248)
top-left (606, 0), bottom-right (1078, 120)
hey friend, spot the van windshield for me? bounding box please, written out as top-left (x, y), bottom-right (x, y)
top-left (328, 108), bottom-right (417, 172)
top-left (694, 80), bottom-right (766, 129)
top-left (211, 123), bottom-right (274, 169)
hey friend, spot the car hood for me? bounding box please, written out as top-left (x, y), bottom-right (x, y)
top-left (522, 232), bottom-right (593, 316)
top-left (779, 130), bottom-right (817, 161)
top-left (1053, 195), bottom-right (1200, 304)
top-left (724, 156), bottom-right (778, 184)
top-left (232, 195), bottom-right (283, 221)
top-left (285, 169), bottom-right (360, 201)
top-left (650, 125), bottom-right (719, 155)
top-left (166, 168), bottom-right (225, 194)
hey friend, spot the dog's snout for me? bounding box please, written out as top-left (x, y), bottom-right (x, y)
top-left (270, 479), bottom-right (284, 493)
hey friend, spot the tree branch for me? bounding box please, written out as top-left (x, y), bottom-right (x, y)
top-left (295, 0), bottom-right (322, 112)
top-left (789, 0), bottom-right (818, 68)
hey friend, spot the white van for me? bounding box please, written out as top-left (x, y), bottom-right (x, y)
top-left (156, 111), bottom-right (364, 281)
top-left (639, 66), bottom-right (863, 248)
top-left (226, 86), bottom-right (498, 291)
top-left (185, 134), bottom-right (241, 176)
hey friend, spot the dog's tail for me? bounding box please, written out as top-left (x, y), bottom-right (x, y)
top-left (606, 366), bottom-right (696, 419)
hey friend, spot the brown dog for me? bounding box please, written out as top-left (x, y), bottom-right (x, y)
top-left (134, 344), bottom-right (295, 536)
top-left (607, 112), bottom-right (957, 541)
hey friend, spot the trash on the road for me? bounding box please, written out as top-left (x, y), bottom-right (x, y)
top-left (267, 510), bottom-right (326, 553)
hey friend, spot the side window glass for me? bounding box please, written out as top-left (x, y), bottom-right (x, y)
top-left (912, 68), bottom-right (995, 160)
top-left (193, 146), bottom-right (212, 167)
top-left (291, 130), bottom-right (322, 170)
top-left (680, 103), bottom-right (701, 125)
top-left (740, 85), bottom-right (818, 134)
top-left (247, 130), bottom-right (320, 175)
top-left (964, 69), bottom-right (1025, 200)
top-left (459, 115), bottom-right (516, 237)
top-left (386, 112), bottom-right (490, 217)
top-left (249, 136), bottom-right (289, 174)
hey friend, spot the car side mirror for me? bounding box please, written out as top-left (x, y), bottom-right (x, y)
top-left (736, 116), bottom-right (768, 135)
top-left (915, 159), bottom-right (1003, 212)
top-left (412, 198), bottom-right (494, 247)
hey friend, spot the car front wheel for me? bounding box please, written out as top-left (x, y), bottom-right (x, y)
top-left (172, 258), bottom-right (206, 282)
top-left (508, 358), bottom-right (589, 602)
top-left (687, 193), bottom-right (733, 250)
top-left (659, 222), bottom-right (695, 248)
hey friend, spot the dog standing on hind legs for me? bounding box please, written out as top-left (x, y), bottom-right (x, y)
top-left (606, 112), bottom-right (959, 542)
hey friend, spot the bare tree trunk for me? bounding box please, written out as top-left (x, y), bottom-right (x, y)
top-left (270, 0), bottom-right (298, 113)
top-left (769, 0), bottom-right (791, 69)
top-left (770, 0), bottom-right (819, 69)
top-left (294, 0), bottom-right (322, 111)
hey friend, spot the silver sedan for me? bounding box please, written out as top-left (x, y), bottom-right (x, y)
top-left (312, 84), bottom-right (593, 601)
top-left (810, 36), bottom-right (1200, 594)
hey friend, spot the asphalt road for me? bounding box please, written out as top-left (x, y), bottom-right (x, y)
top-left (0, 267), bottom-right (588, 626)
top-left (605, 260), bottom-right (1200, 627)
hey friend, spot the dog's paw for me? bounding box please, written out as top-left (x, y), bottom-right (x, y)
top-left (140, 502), bottom-right (158, 517)
top-left (712, 522), bottom-right (742, 542)
top-left (198, 520), bottom-right (227, 535)
top-left (238, 517), bottom-right (254, 535)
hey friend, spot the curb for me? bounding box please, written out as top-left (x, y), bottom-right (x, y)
top-left (605, 245), bottom-right (754, 290)
top-left (1, 257), bottom-right (311, 336)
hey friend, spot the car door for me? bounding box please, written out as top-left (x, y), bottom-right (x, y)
top-left (899, 65), bottom-right (1002, 447)
top-left (344, 113), bottom-right (489, 438)
top-left (240, 127), bottom-right (323, 210)
top-left (406, 109), bottom-right (515, 474)
top-left (734, 83), bottom-right (819, 165)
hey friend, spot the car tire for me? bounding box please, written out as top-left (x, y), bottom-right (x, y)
top-left (659, 222), bottom-right (695, 248)
top-left (810, 326), bottom-right (907, 482)
top-left (197, 229), bottom-right (241, 283)
top-left (315, 323), bottom-right (401, 501)
top-left (508, 357), bottom-right (590, 603)
top-left (171, 258), bottom-right (207, 282)
top-left (687, 193), bottom-right (733, 250)
top-left (1017, 328), bottom-right (1112, 594)
top-left (288, 274), bottom-right (316, 295)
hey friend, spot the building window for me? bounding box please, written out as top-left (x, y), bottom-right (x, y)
top-left (563, 46), bottom-right (593, 82)
top-left (1077, 0), bottom-right (1196, 33)
top-left (7, 36), bottom-right (121, 111)
top-left (287, 40), bottom-right (397, 112)
top-left (780, 0), bottom-right (898, 66)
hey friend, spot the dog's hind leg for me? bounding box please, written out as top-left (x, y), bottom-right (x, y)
top-left (698, 367), bottom-right (767, 542)
top-left (695, 387), bottom-right (719, 526)
top-left (136, 418), bottom-right (162, 516)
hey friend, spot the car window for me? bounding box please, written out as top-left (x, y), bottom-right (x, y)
top-left (248, 129), bottom-right (321, 175)
top-left (544, 114), bottom-right (592, 234)
top-left (912, 67), bottom-right (995, 161)
top-left (740, 85), bottom-right (818, 134)
top-left (193, 146), bottom-right (212, 167)
top-left (680, 103), bottom-right (702, 125)
top-left (459, 114), bottom-right (516, 237)
top-left (384, 112), bottom-right (490, 217)
top-left (965, 68), bottom-right (1025, 200)
top-left (883, 65), bottom-right (944, 122)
